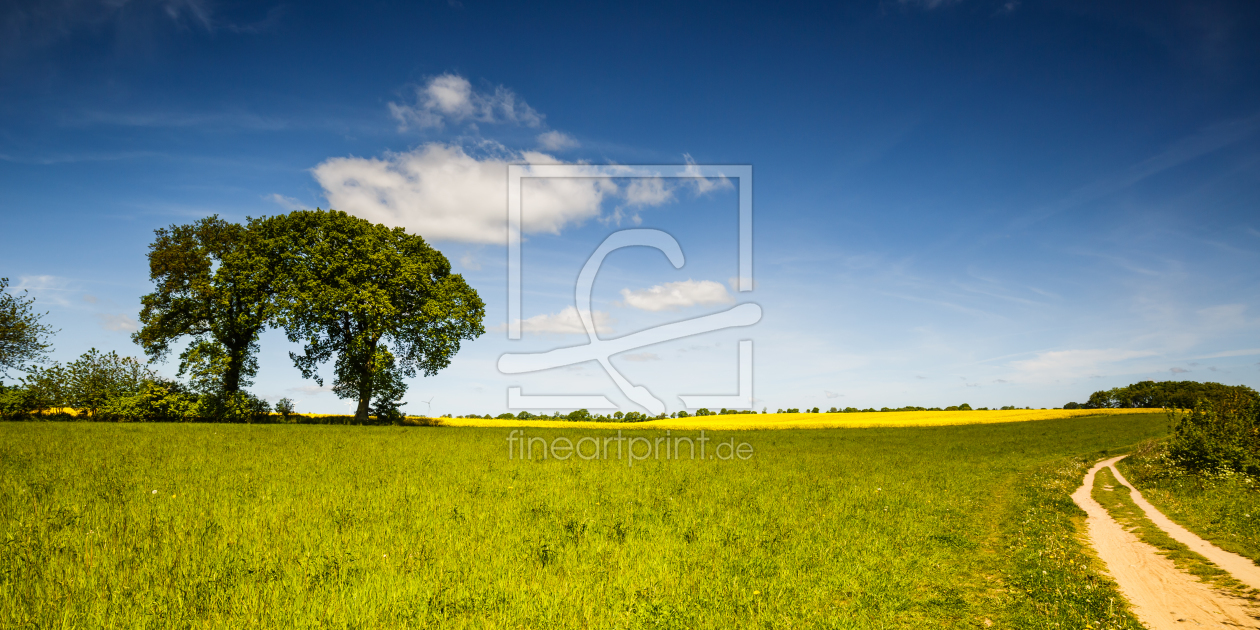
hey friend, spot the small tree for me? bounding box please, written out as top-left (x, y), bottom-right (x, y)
top-left (0, 277), bottom-right (57, 378)
top-left (64, 349), bottom-right (155, 418)
top-left (275, 397), bottom-right (295, 418)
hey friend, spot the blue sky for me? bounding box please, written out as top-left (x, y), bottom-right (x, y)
top-left (2, 0), bottom-right (1259, 415)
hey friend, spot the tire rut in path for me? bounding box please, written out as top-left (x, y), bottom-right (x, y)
top-left (1071, 456), bottom-right (1259, 629)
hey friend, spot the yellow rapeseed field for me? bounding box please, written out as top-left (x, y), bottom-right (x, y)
top-left (442, 407), bottom-right (1163, 430)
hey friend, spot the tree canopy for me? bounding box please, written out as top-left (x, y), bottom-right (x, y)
top-left (256, 209), bottom-right (485, 423)
top-left (1082, 380), bottom-right (1257, 410)
top-left (0, 277), bottom-right (57, 379)
top-left (133, 216), bottom-right (275, 394)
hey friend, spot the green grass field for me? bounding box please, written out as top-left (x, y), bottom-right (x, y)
top-left (1117, 449), bottom-right (1260, 565)
top-left (1, 413), bottom-right (1166, 629)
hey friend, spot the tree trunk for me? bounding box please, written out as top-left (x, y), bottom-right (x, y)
top-left (223, 349), bottom-right (242, 394)
top-left (352, 338), bottom-right (378, 424)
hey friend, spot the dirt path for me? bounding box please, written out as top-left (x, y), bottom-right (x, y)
top-left (1071, 456), bottom-right (1259, 629)
top-left (1109, 462), bottom-right (1260, 590)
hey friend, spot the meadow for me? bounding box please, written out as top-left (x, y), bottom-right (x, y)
top-left (1, 412), bottom-right (1167, 629)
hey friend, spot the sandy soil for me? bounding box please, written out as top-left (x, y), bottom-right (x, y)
top-left (1071, 456), bottom-right (1259, 629)
top-left (1109, 462), bottom-right (1260, 591)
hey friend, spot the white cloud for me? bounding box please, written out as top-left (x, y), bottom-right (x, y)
top-left (622, 352), bottom-right (660, 362)
top-left (312, 143), bottom-right (617, 244)
top-left (624, 177), bottom-right (673, 207)
top-left (499, 306), bottom-right (615, 335)
top-left (1169, 367), bottom-right (1190, 374)
top-left (266, 193), bottom-right (304, 211)
top-left (459, 251), bottom-right (482, 271)
top-left (1008, 348), bottom-right (1157, 381)
top-left (388, 74), bottom-right (543, 130)
top-left (824, 390), bottom-right (841, 398)
top-left (1189, 348), bottom-right (1260, 360)
top-left (96, 313), bottom-right (138, 332)
top-left (537, 130), bottom-right (579, 151)
top-left (680, 153), bottom-right (733, 196)
top-left (618, 280), bottom-right (735, 312)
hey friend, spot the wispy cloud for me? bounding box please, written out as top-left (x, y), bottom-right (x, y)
top-left (96, 313), bottom-right (138, 332)
top-left (1188, 348), bottom-right (1260, 360)
top-left (459, 251), bottom-right (482, 271)
top-left (3, 0), bottom-right (282, 57)
top-left (12, 275), bottom-right (75, 306)
top-left (497, 306), bottom-right (615, 335)
top-left (618, 280), bottom-right (735, 312)
top-left (537, 130), bottom-right (579, 151)
top-left (1008, 348), bottom-right (1158, 381)
top-left (1014, 112), bottom-right (1260, 229)
top-left (680, 153), bottom-right (733, 196)
top-left (266, 193), bottom-right (305, 211)
top-left (389, 74), bottom-right (543, 131)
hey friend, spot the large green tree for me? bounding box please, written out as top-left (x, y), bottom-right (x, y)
top-left (0, 277), bottom-right (57, 378)
top-left (258, 209), bottom-right (484, 422)
top-left (133, 216), bottom-right (274, 394)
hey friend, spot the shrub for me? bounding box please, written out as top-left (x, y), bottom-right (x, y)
top-left (1167, 391), bottom-right (1259, 476)
top-left (0, 382), bottom-right (33, 420)
top-left (99, 380), bottom-right (197, 422)
top-left (193, 391), bottom-right (272, 423)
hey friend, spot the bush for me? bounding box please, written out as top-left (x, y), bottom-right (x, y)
top-left (98, 380), bottom-right (197, 422)
top-left (1167, 391), bottom-right (1259, 476)
top-left (189, 391), bottom-right (272, 423)
top-left (0, 382), bottom-right (34, 420)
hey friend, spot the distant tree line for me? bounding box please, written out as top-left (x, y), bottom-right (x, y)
top-left (1, 209), bottom-right (484, 423)
top-left (1065, 380), bottom-right (1254, 411)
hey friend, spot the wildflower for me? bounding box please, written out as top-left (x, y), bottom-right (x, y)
top-left (753, 590), bottom-right (760, 595)
top-left (152, 490), bottom-right (158, 494)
